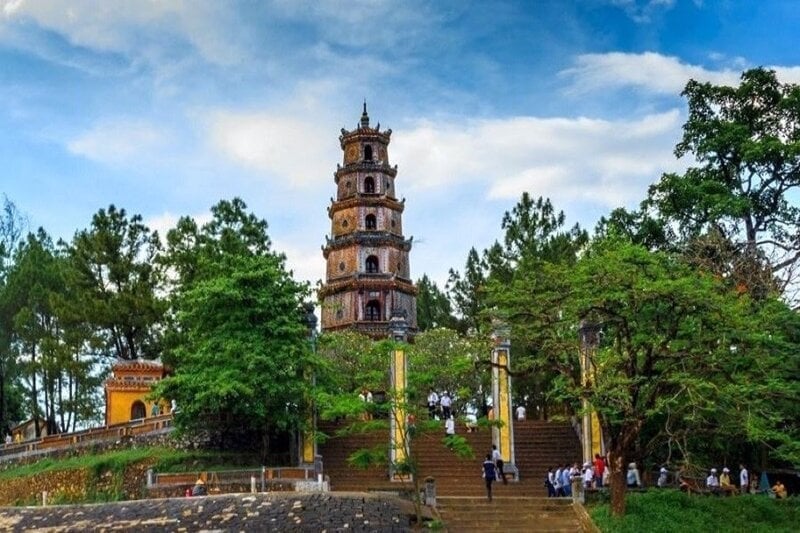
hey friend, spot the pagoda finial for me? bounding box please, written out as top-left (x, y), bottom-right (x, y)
top-left (360, 100), bottom-right (370, 128)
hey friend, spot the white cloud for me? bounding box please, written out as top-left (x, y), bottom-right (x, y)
top-left (562, 52), bottom-right (800, 95)
top-left (207, 111), bottom-right (340, 188)
top-left (0, 0), bottom-right (244, 66)
top-left (67, 119), bottom-right (167, 164)
top-left (144, 211), bottom-right (213, 239)
top-left (392, 110), bottom-right (685, 207)
top-left (274, 238), bottom-right (326, 288)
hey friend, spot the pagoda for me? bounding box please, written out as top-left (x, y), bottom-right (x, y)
top-left (319, 104), bottom-right (417, 337)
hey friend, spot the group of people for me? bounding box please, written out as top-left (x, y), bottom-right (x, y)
top-left (696, 464), bottom-right (789, 498)
top-left (481, 445), bottom-right (509, 501)
top-left (426, 389), bottom-right (453, 420)
top-left (701, 465), bottom-right (747, 495)
top-left (544, 454), bottom-right (609, 497)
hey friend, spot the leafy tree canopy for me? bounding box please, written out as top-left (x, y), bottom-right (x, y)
top-left (648, 68), bottom-right (800, 300)
top-left (154, 199), bottom-right (311, 458)
top-left (488, 237), bottom-right (800, 515)
top-left (68, 205), bottom-right (165, 360)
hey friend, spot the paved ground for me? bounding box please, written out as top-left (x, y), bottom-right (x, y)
top-left (0, 492), bottom-right (412, 532)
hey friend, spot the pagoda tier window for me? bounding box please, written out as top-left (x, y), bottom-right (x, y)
top-left (365, 300), bottom-right (381, 321)
top-left (131, 400), bottom-right (146, 420)
top-left (364, 176), bottom-right (375, 193)
top-left (364, 145), bottom-right (373, 161)
top-left (365, 214), bottom-right (377, 230)
top-left (366, 255), bottom-right (379, 273)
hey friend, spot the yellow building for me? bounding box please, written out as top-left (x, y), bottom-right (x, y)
top-left (104, 359), bottom-right (170, 426)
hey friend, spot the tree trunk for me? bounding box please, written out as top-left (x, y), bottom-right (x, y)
top-left (0, 359), bottom-right (6, 434)
top-left (609, 448), bottom-right (628, 516)
top-left (31, 344), bottom-right (40, 439)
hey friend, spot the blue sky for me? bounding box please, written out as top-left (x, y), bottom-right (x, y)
top-left (2, 0), bottom-right (799, 288)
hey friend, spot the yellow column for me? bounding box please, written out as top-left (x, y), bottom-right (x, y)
top-left (579, 321), bottom-right (604, 463)
top-left (389, 310), bottom-right (410, 482)
top-left (301, 424), bottom-right (315, 464)
top-left (491, 324), bottom-right (516, 470)
top-left (300, 304), bottom-right (318, 466)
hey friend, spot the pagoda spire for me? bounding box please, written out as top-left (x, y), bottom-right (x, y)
top-left (360, 100), bottom-right (370, 128)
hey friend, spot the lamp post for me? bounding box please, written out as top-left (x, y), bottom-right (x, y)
top-left (301, 303), bottom-right (318, 466)
top-left (388, 309), bottom-right (409, 481)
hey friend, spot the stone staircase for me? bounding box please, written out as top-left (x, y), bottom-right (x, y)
top-left (437, 496), bottom-right (582, 532)
top-left (318, 418), bottom-right (588, 529)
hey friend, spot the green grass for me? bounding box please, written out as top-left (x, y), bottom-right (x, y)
top-left (590, 490), bottom-right (800, 533)
top-left (0, 447), bottom-right (259, 481)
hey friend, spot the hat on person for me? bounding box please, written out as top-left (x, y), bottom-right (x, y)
top-left (722, 467), bottom-right (730, 473)
top-left (583, 462), bottom-right (591, 468)
top-left (628, 462), bottom-right (637, 469)
top-left (660, 467), bottom-right (668, 473)
top-left (195, 479), bottom-right (205, 485)
top-left (710, 468), bottom-right (717, 473)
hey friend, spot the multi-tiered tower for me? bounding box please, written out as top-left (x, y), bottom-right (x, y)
top-left (319, 104), bottom-right (417, 337)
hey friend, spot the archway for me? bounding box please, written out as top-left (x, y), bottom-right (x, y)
top-left (130, 400), bottom-right (146, 420)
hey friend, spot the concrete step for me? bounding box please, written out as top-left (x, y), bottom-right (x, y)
top-left (437, 496), bottom-right (582, 532)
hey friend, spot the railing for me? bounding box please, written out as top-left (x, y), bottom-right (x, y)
top-left (152, 466), bottom-right (317, 487)
top-left (0, 414), bottom-right (174, 462)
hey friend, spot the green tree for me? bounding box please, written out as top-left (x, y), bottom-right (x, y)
top-left (500, 193), bottom-right (588, 267)
top-left (5, 230), bottom-right (103, 434)
top-left (648, 68), bottom-right (800, 300)
top-left (489, 239), bottom-right (797, 516)
top-left (407, 327), bottom-right (489, 416)
top-left (316, 330), bottom-right (387, 395)
top-left (0, 196), bottom-right (27, 434)
top-left (415, 275), bottom-right (457, 331)
top-left (594, 206), bottom-right (673, 251)
top-left (68, 205), bottom-right (165, 360)
top-left (155, 198), bottom-right (312, 459)
top-left (446, 247), bottom-right (487, 335)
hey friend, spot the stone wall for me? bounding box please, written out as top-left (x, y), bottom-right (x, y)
top-left (0, 492), bottom-right (414, 531)
top-left (0, 459), bottom-right (154, 506)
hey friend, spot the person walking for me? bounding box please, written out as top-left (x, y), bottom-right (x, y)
top-left (706, 468), bottom-right (720, 495)
top-left (657, 466), bottom-right (669, 488)
top-left (440, 392), bottom-right (452, 420)
top-left (739, 464), bottom-right (749, 495)
top-left (545, 467), bottom-right (556, 497)
top-left (482, 454), bottom-right (497, 501)
top-left (627, 462), bottom-right (642, 488)
top-left (593, 454), bottom-right (605, 488)
top-left (445, 416), bottom-right (455, 437)
top-left (561, 464), bottom-right (573, 496)
top-left (515, 404), bottom-right (526, 420)
top-left (492, 445), bottom-right (508, 485)
top-left (553, 465), bottom-right (563, 496)
top-left (427, 389), bottom-right (439, 419)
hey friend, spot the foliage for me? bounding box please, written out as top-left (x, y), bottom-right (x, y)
top-left (446, 247), bottom-right (487, 335)
top-left (416, 275), bottom-right (457, 331)
top-left (316, 330), bottom-right (388, 394)
top-left (648, 68), bottom-right (800, 300)
top-left (155, 198), bottom-right (312, 460)
top-left (407, 327), bottom-right (489, 414)
top-left (500, 193), bottom-right (588, 268)
top-left (590, 490), bottom-right (800, 533)
top-left (0, 196), bottom-right (27, 434)
top-left (489, 237), bottom-right (799, 515)
top-left (4, 230), bottom-right (103, 434)
top-left (68, 205), bottom-right (165, 360)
